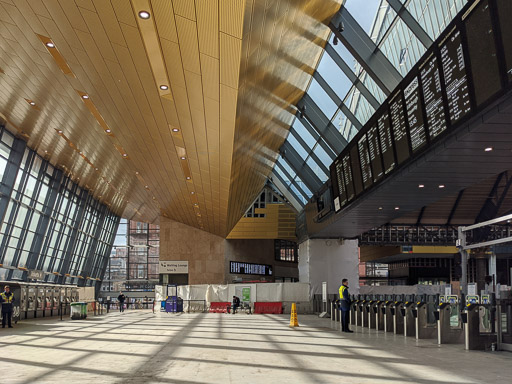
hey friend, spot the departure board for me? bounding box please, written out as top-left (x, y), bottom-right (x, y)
top-left (350, 146), bottom-right (363, 196)
top-left (465, 0), bottom-right (501, 106)
top-left (358, 134), bottom-right (373, 189)
top-left (334, 159), bottom-right (347, 207)
top-left (342, 154), bottom-right (354, 201)
top-left (441, 28), bottom-right (471, 123)
top-left (367, 125), bottom-right (383, 183)
top-left (404, 77), bottom-right (427, 152)
top-left (389, 93), bottom-right (410, 164)
top-left (377, 111), bottom-right (395, 174)
top-left (420, 54), bottom-right (447, 140)
top-left (496, 0), bottom-right (512, 82)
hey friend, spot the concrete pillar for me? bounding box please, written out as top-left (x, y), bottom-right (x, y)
top-left (298, 239), bottom-right (359, 297)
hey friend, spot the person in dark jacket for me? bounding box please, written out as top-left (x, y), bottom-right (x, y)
top-left (339, 279), bottom-right (353, 333)
top-left (1, 285), bottom-right (14, 328)
top-left (232, 296), bottom-right (240, 314)
top-left (118, 292), bottom-right (126, 313)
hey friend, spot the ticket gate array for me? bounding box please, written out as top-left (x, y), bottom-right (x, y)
top-left (339, 293), bottom-right (499, 352)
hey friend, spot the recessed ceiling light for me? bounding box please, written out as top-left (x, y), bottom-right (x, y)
top-left (57, 130), bottom-right (63, 134)
top-left (172, 128), bottom-right (179, 132)
top-left (439, 184), bottom-right (445, 188)
top-left (378, 207), bottom-right (382, 210)
top-left (395, 207), bottom-right (400, 210)
top-left (191, 191), bottom-right (195, 195)
top-left (186, 176), bottom-right (191, 180)
top-left (194, 203), bottom-right (198, 206)
top-left (82, 95), bottom-right (89, 99)
top-left (484, 147), bottom-right (493, 152)
top-left (122, 153), bottom-right (128, 157)
top-left (45, 42), bottom-right (55, 48)
top-left (29, 101), bottom-right (36, 106)
top-left (44, 150), bottom-right (48, 153)
top-left (135, 171), bottom-right (139, 175)
top-left (105, 129), bottom-right (111, 133)
top-left (145, 185), bottom-right (149, 189)
top-left (159, 85), bottom-right (169, 90)
top-left (138, 11), bottom-right (150, 19)
top-left (180, 156), bottom-right (186, 160)
top-left (79, 151), bottom-right (83, 155)
top-left (418, 184), bottom-right (424, 188)
top-left (95, 168), bottom-right (99, 171)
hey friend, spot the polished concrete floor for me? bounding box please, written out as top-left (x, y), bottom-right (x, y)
top-left (0, 310), bottom-right (510, 383)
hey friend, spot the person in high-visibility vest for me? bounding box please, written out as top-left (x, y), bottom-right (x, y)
top-left (338, 279), bottom-right (353, 333)
top-left (1, 285), bottom-right (14, 328)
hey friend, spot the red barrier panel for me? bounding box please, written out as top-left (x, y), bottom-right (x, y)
top-left (209, 302), bottom-right (230, 313)
top-left (254, 302), bottom-right (283, 314)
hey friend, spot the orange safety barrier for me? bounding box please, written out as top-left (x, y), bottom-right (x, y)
top-left (209, 302), bottom-right (230, 313)
top-left (254, 302), bottom-right (282, 314)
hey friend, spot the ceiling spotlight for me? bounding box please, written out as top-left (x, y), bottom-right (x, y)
top-left (191, 191), bottom-right (195, 195)
top-left (378, 207), bottom-right (382, 210)
top-left (95, 167), bottom-right (99, 171)
top-left (105, 129), bottom-right (111, 133)
top-left (122, 153), bottom-right (128, 157)
top-left (333, 35), bottom-right (338, 45)
top-left (194, 203), bottom-right (198, 206)
top-left (439, 184), bottom-right (445, 188)
top-left (82, 95), bottom-right (89, 99)
top-left (145, 185), bottom-right (149, 189)
top-left (299, 105), bottom-right (306, 119)
top-left (44, 150), bottom-right (48, 154)
top-left (45, 42), bottom-right (55, 48)
top-left (57, 130), bottom-right (63, 134)
top-left (394, 207), bottom-right (400, 210)
top-left (29, 101), bottom-right (36, 106)
top-left (484, 147), bottom-right (493, 152)
top-left (159, 85), bottom-right (169, 90)
top-left (172, 128), bottom-right (179, 132)
top-left (180, 156), bottom-right (186, 160)
top-left (135, 171), bottom-right (139, 175)
top-left (138, 11), bottom-right (150, 19)
top-left (186, 176), bottom-right (191, 180)
top-left (338, 22), bottom-right (344, 33)
top-left (418, 184), bottom-right (424, 188)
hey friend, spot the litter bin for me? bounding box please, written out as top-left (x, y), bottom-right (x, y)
top-left (70, 302), bottom-right (87, 320)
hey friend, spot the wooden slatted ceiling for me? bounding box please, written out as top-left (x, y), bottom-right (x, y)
top-left (0, 0), bottom-right (341, 236)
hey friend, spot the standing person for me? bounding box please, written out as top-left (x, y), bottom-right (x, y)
top-left (232, 296), bottom-right (240, 314)
top-left (1, 285), bottom-right (14, 328)
top-left (118, 291), bottom-right (126, 313)
top-left (339, 279), bottom-right (353, 333)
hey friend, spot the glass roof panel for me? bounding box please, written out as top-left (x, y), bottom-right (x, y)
top-left (292, 118), bottom-right (316, 149)
top-left (308, 77), bottom-right (338, 120)
top-left (287, 132), bottom-right (308, 160)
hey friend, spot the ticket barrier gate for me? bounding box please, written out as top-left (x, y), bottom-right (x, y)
top-left (436, 295), bottom-right (464, 344)
top-left (414, 295), bottom-right (437, 340)
top-left (393, 296), bottom-right (405, 334)
top-left (366, 296), bottom-right (377, 329)
top-left (358, 298), bottom-right (368, 328)
top-left (382, 295), bottom-right (394, 333)
top-left (350, 296), bottom-right (361, 327)
top-left (401, 295), bottom-right (416, 337)
top-left (463, 294), bottom-right (496, 350)
top-left (373, 296), bottom-right (385, 331)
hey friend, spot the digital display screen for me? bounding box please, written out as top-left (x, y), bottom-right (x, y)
top-left (230, 261), bottom-right (272, 276)
top-left (496, 0), bottom-right (512, 82)
top-left (404, 76), bottom-right (427, 152)
top-left (367, 125), bottom-right (383, 183)
top-left (333, 159), bottom-right (347, 207)
top-left (389, 93), bottom-right (410, 164)
top-left (377, 110), bottom-right (395, 174)
top-left (342, 154), bottom-right (354, 201)
top-left (358, 134), bottom-right (373, 189)
top-left (441, 28), bottom-right (471, 123)
top-left (420, 54), bottom-right (447, 140)
top-left (465, 0), bottom-right (501, 106)
top-left (350, 146), bottom-right (363, 196)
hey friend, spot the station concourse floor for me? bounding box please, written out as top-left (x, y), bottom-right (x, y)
top-left (0, 311), bottom-right (511, 384)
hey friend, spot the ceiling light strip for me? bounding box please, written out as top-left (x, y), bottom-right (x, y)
top-left (36, 34), bottom-right (74, 77)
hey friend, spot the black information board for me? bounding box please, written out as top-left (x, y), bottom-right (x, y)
top-left (367, 125), bottom-right (383, 183)
top-left (377, 110), bottom-right (395, 174)
top-left (465, 0), bottom-right (501, 106)
top-left (334, 159), bottom-right (347, 208)
top-left (441, 28), bottom-right (471, 123)
top-left (358, 134), bottom-right (373, 189)
top-left (350, 146), bottom-right (364, 196)
top-left (389, 93), bottom-right (410, 164)
top-left (404, 76), bottom-right (427, 152)
top-left (230, 261), bottom-right (272, 276)
top-left (496, 0), bottom-right (512, 82)
top-left (421, 54), bottom-right (447, 140)
top-left (342, 154), bottom-right (354, 201)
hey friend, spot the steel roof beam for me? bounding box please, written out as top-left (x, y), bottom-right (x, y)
top-left (387, 0), bottom-right (433, 48)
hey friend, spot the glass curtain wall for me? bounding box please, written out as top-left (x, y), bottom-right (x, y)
top-left (0, 125), bottom-right (120, 286)
top-left (102, 219), bottom-right (160, 292)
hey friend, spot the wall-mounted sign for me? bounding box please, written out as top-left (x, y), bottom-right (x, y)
top-left (159, 261), bottom-right (189, 274)
top-left (28, 270), bottom-right (45, 280)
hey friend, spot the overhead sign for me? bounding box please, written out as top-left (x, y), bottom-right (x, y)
top-left (159, 261), bottom-right (189, 274)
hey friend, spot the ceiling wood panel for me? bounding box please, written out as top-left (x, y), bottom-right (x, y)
top-left (0, 0), bottom-right (341, 235)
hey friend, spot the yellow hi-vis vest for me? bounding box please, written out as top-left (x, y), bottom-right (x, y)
top-left (1, 292), bottom-right (13, 303)
top-left (339, 285), bottom-right (347, 300)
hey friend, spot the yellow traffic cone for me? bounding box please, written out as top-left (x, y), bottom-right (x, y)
top-left (289, 302), bottom-right (299, 327)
